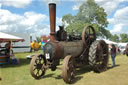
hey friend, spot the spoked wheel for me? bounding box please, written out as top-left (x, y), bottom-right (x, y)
top-left (62, 55), bottom-right (76, 84)
top-left (89, 40), bottom-right (109, 72)
top-left (82, 25), bottom-right (96, 46)
top-left (30, 54), bottom-right (47, 79)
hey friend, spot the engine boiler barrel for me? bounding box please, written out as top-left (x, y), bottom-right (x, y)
top-left (44, 40), bottom-right (84, 59)
top-left (60, 41), bottom-right (83, 58)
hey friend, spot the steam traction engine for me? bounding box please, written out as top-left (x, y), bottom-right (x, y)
top-left (30, 3), bottom-right (109, 84)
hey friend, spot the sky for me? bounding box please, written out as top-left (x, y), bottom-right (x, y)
top-left (0, 0), bottom-right (128, 37)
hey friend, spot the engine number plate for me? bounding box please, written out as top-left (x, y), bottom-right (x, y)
top-left (45, 53), bottom-right (50, 59)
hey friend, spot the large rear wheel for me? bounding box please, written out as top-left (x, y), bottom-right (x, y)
top-left (89, 40), bottom-right (109, 72)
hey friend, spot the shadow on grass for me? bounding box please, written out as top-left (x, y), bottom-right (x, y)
top-left (42, 73), bottom-right (55, 79)
top-left (55, 66), bottom-right (92, 84)
top-left (35, 66), bottom-right (91, 84)
top-left (107, 64), bottom-right (120, 70)
top-left (31, 73), bottom-right (56, 80)
top-left (76, 66), bottom-right (92, 75)
top-left (72, 76), bottom-right (83, 84)
top-left (0, 58), bottom-right (31, 68)
top-left (54, 75), bottom-right (62, 79)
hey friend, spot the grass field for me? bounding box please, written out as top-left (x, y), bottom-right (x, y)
top-left (0, 51), bottom-right (128, 85)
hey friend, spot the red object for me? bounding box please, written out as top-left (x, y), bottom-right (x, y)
top-left (43, 40), bottom-right (47, 43)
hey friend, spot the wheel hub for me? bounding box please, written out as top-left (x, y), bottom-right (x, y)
top-left (36, 64), bottom-right (42, 69)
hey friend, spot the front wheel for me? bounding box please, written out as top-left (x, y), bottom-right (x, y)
top-left (30, 54), bottom-right (46, 79)
top-left (62, 55), bottom-right (76, 84)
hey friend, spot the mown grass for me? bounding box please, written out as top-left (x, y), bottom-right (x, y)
top-left (0, 51), bottom-right (128, 85)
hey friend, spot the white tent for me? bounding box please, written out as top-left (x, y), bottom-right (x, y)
top-left (118, 43), bottom-right (127, 47)
top-left (97, 39), bottom-right (117, 45)
top-left (103, 39), bottom-right (117, 44)
top-left (0, 32), bottom-right (24, 42)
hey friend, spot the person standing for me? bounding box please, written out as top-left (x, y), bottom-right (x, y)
top-left (41, 36), bottom-right (46, 53)
top-left (110, 44), bottom-right (117, 67)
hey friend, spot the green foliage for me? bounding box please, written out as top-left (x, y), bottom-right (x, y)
top-left (109, 34), bottom-right (128, 43)
top-left (120, 34), bottom-right (128, 42)
top-left (62, 14), bottom-right (74, 24)
top-left (62, 0), bottom-right (109, 38)
top-left (110, 34), bottom-right (119, 42)
top-left (77, 0), bottom-right (108, 27)
top-left (101, 29), bottom-right (112, 39)
top-left (66, 21), bottom-right (87, 35)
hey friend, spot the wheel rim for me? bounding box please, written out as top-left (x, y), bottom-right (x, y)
top-left (30, 54), bottom-right (46, 79)
top-left (67, 58), bottom-right (75, 82)
top-left (82, 25), bottom-right (96, 46)
top-left (62, 55), bottom-right (75, 84)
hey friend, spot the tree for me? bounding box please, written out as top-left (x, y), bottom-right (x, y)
top-left (120, 34), bottom-right (128, 42)
top-left (110, 34), bottom-right (119, 42)
top-left (62, 14), bottom-right (74, 24)
top-left (62, 0), bottom-right (109, 38)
